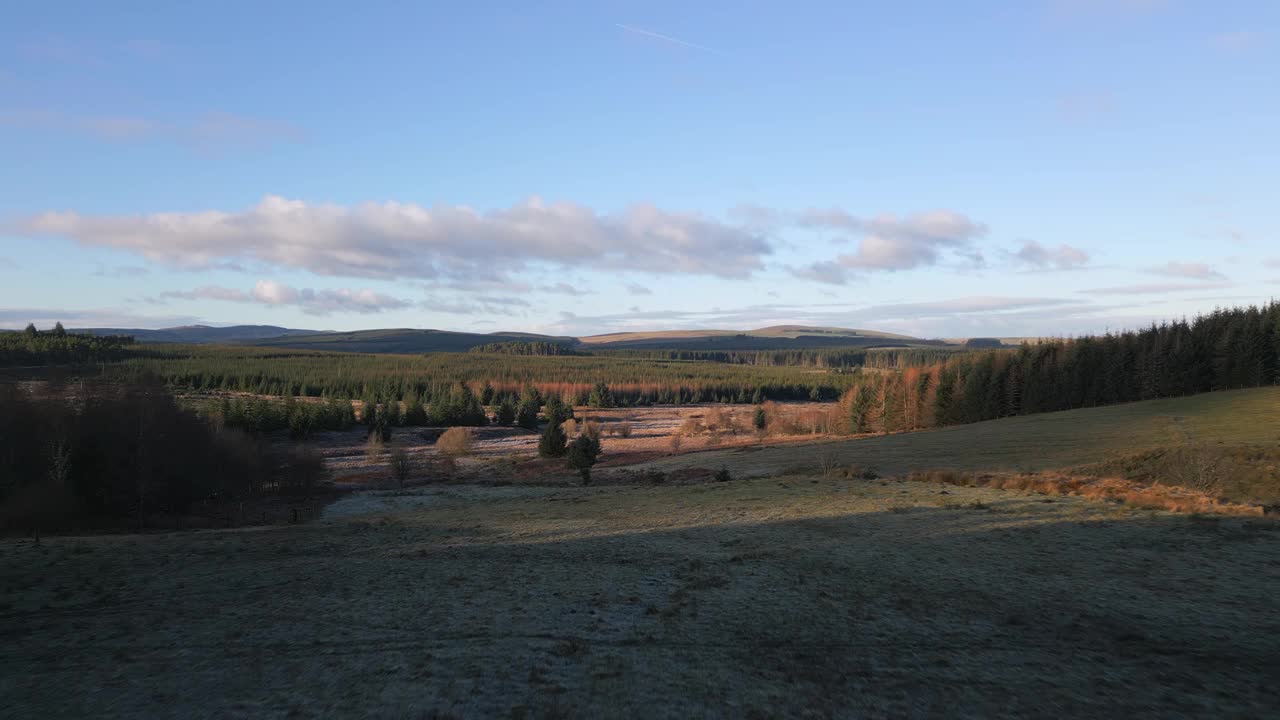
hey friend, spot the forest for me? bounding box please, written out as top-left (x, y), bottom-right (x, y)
top-left (0, 323), bottom-right (136, 365)
top-left (839, 303), bottom-right (1280, 433)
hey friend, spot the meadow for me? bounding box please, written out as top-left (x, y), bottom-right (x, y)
top-left (111, 344), bottom-right (860, 404)
top-left (5, 476), bottom-right (1277, 717)
top-left (633, 386), bottom-right (1280, 506)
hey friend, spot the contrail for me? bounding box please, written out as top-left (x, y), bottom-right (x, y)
top-left (616, 23), bottom-right (723, 55)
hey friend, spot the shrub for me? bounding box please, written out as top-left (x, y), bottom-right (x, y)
top-left (714, 466), bottom-right (733, 483)
top-left (389, 447), bottom-right (414, 489)
top-left (615, 422), bottom-right (633, 438)
top-left (538, 420), bottom-right (567, 458)
top-left (753, 405), bottom-right (767, 433)
top-left (581, 420), bottom-right (601, 442)
top-left (567, 434), bottom-right (602, 484)
top-left (495, 397), bottom-right (516, 425)
top-left (437, 427), bottom-right (473, 457)
top-left (562, 418), bottom-right (578, 437)
top-left (668, 434), bottom-right (683, 454)
top-left (679, 417), bottom-right (705, 436)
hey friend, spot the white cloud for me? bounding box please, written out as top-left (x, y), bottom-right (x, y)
top-left (20, 195), bottom-right (772, 282)
top-left (625, 283), bottom-right (653, 296)
top-left (158, 280), bottom-right (410, 315)
top-left (1087, 281), bottom-right (1234, 295)
top-left (538, 282), bottom-right (592, 296)
top-left (1013, 240), bottom-right (1090, 270)
top-left (789, 210), bottom-right (988, 283)
top-left (420, 296), bottom-right (530, 316)
top-left (1144, 261), bottom-right (1225, 280)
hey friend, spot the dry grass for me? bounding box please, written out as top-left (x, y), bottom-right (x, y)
top-left (632, 388), bottom-right (1280, 502)
top-left (4, 477), bottom-right (1278, 717)
top-left (905, 470), bottom-right (1269, 516)
top-left (436, 427), bottom-right (474, 457)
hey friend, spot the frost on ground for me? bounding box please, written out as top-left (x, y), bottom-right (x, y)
top-left (4, 477), bottom-right (1278, 718)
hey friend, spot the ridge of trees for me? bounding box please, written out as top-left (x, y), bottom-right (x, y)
top-left (837, 303), bottom-right (1280, 434)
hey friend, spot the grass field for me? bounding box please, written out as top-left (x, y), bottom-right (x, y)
top-left (635, 387), bottom-right (1280, 503)
top-left (4, 477), bottom-right (1278, 717)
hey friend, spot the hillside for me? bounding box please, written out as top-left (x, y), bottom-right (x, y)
top-left (69, 323), bottom-right (946, 353)
top-left (635, 386), bottom-right (1280, 505)
top-left (247, 328), bottom-right (577, 354)
top-left (578, 325), bottom-right (942, 350)
top-left (74, 324), bottom-right (323, 344)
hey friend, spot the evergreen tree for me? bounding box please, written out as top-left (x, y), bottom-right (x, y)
top-left (544, 395), bottom-right (574, 425)
top-left (516, 395), bottom-right (541, 430)
top-left (538, 419), bottom-right (567, 458)
top-left (587, 382), bottom-right (615, 408)
top-left (495, 397), bottom-right (516, 425)
top-left (480, 381), bottom-right (495, 405)
top-left (567, 434), bottom-right (601, 484)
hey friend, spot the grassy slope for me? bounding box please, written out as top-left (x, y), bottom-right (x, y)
top-left (5, 480), bottom-right (1277, 716)
top-left (637, 387), bottom-right (1280, 498)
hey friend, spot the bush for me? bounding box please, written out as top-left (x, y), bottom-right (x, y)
top-left (567, 434), bottom-right (602, 484)
top-left (668, 434), bottom-right (683, 454)
top-left (562, 418), bottom-right (578, 437)
top-left (581, 420), bottom-right (601, 442)
top-left (539, 420), bottom-right (567, 458)
top-left (437, 427), bottom-right (473, 457)
top-left (495, 397), bottom-right (516, 426)
top-left (714, 466), bottom-right (733, 482)
top-left (615, 422), bottom-right (633, 438)
top-left (389, 447), bottom-right (414, 489)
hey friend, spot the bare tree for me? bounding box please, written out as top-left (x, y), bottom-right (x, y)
top-left (389, 448), bottom-right (414, 490)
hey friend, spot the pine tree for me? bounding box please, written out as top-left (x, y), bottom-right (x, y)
top-left (516, 395), bottom-right (540, 430)
top-left (567, 434), bottom-right (601, 484)
top-left (538, 420), bottom-right (567, 458)
top-left (587, 382), bottom-right (615, 408)
top-left (495, 397), bottom-right (516, 425)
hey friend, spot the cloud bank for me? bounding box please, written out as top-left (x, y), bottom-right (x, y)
top-left (21, 195), bottom-right (772, 282)
top-left (159, 280), bottom-right (410, 315)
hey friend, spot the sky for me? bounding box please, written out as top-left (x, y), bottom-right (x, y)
top-left (1, 0), bottom-right (1277, 338)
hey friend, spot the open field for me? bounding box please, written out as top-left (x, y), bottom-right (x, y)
top-left (632, 387), bottom-right (1280, 504)
top-left (4, 477), bottom-right (1278, 718)
top-left (312, 403), bottom-right (836, 486)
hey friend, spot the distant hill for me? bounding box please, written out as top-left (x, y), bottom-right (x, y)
top-left (248, 328), bottom-right (578, 354)
top-left (70, 323), bottom-right (948, 353)
top-left (74, 325), bottom-right (324, 344)
top-left (578, 325), bottom-right (943, 350)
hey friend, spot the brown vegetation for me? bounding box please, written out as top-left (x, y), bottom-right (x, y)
top-left (904, 470), bottom-right (1268, 516)
top-left (436, 427), bottom-right (474, 457)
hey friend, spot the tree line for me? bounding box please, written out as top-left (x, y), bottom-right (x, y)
top-left (0, 380), bottom-right (326, 534)
top-left (595, 346), bottom-right (961, 369)
top-left (467, 340), bottom-right (584, 356)
top-left (0, 324), bottom-right (135, 366)
top-left (840, 304), bottom-right (1280, 434)
top-left (113, 348), bottom-right (858, 406)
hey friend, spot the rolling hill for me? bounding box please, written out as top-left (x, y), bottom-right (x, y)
top-left (71, 323), bottom-right (947, 353)
top-left (247, 328), bottom-right (578, 354)
top-left (74, 325), bottom-right (324, 344)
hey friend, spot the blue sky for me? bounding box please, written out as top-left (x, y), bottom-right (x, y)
top-left (1, 0), bottom-right (1276, 337)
